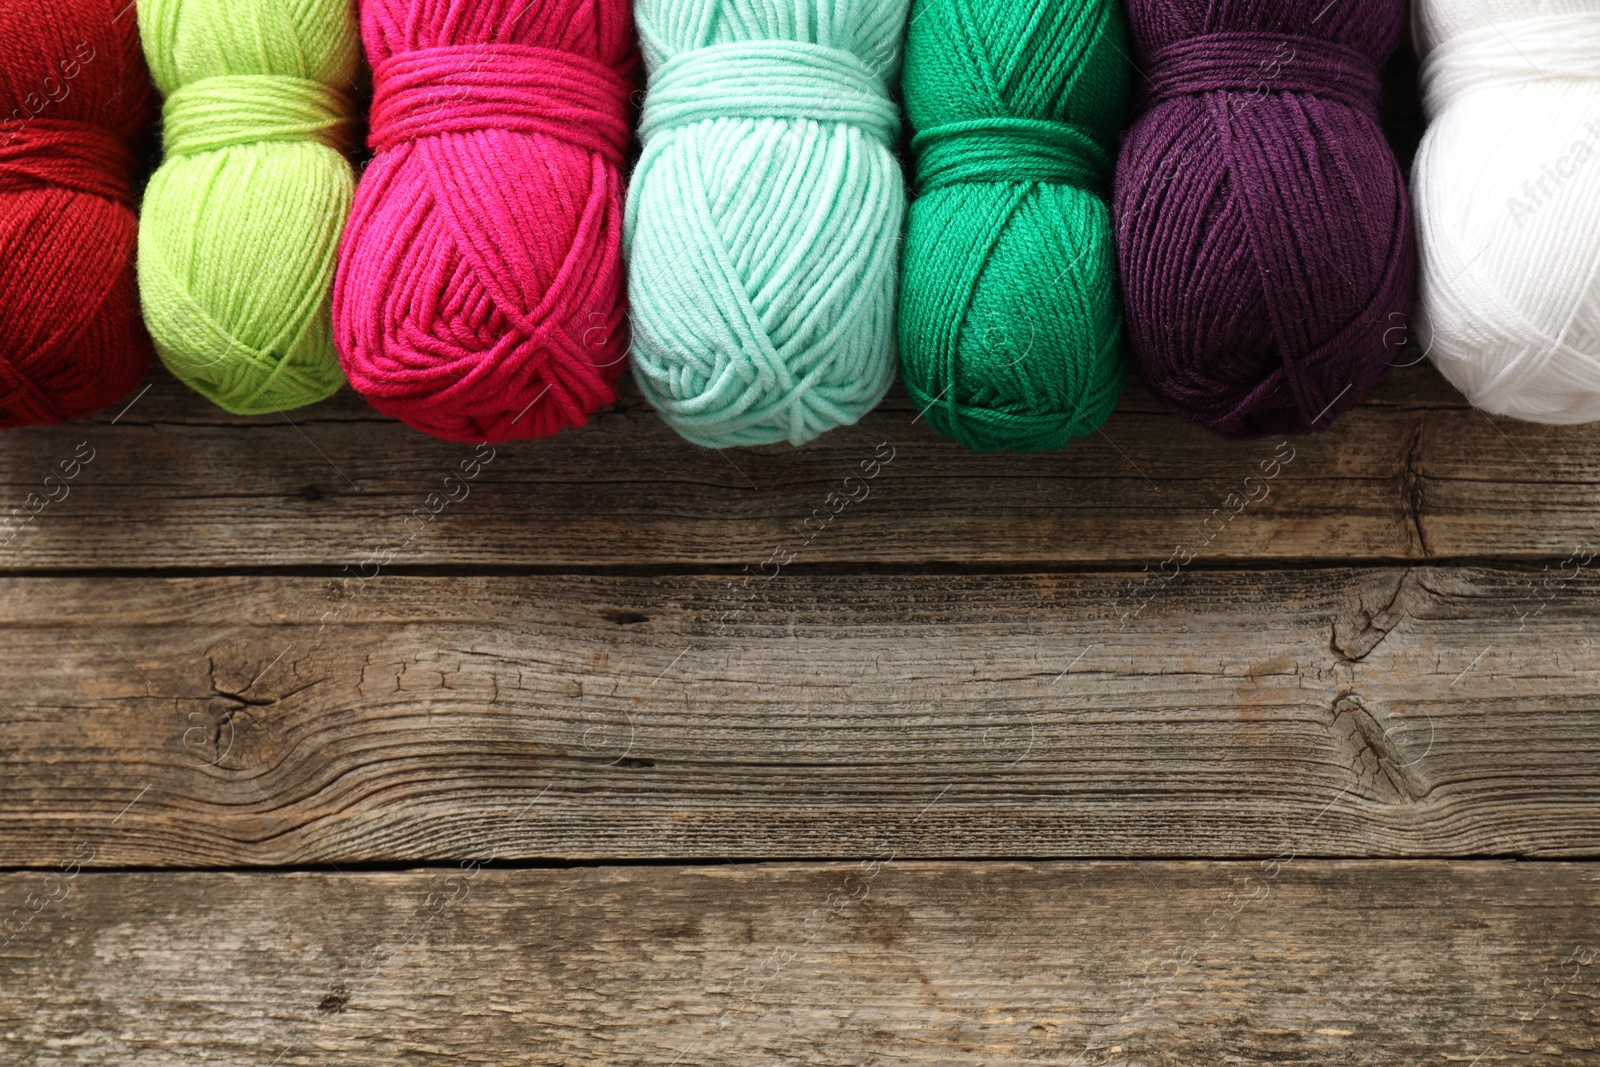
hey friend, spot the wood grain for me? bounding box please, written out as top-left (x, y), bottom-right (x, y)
top-left (0, 364), bottom-right (1593, 571)
top-left (3, 861), bottom-right (1596, 1065)
top-left (1, 567), bottom-right (1595, 867)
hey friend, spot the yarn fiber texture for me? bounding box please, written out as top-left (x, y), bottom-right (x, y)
top-left (626, 1), bottom-right (909, 449)
top-left (1414, 0), bottom-right (1600, 423)
top-left (1115, 1), bottom-right (1415, 439)
top-left (0, 0), bottom-right (155, 427)
top-left (334, 0), bottom-right (638, 444)
top-left (899, 0), bottom-right (1130, 453)
top-left (137, 0), bottom-right (359, 415)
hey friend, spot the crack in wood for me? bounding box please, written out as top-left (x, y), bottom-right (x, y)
top-left (1332, 694), bottom-right (1433, 804)
top-left (1400, 417), bottom-right (1434, 559)
top-left (1330, 569), bottom-right (1413, 663)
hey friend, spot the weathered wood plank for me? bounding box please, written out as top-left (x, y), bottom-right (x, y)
top-left (2, 861), bottom-right (1595, 1065)
top-left (0, 362), bottom-right (1592, 569)
top-left (1413, 406), bottom-right (1600, 561)
top-left (1, 568), bottom-right (1595, 866)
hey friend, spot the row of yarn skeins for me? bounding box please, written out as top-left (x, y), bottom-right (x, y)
top-left (144, 0), bottom-right (638, 443)
top-left (915, 0), bottom-right (1419, 447)
top-left (3, 0), bottom-right (1599, 446)
top-left (0, 0), bottom-right (636, 442)
top-left (904, 0), bottom-right (1600, 449)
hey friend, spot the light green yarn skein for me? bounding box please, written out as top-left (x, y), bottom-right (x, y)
top-left (137, 0), bottom-right (358, 414)
top-left (626, 1), bottom-right (910, 448)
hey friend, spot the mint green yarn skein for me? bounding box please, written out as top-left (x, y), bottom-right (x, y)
top-left (626, 2), bottom-right (909, 448)
top-left (900, 0), bottom-right (1130, 452)
top-left (137, 0), bottom-right (357, 414)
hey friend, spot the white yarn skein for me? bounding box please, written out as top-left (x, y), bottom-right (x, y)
top-left (1414, 0), bottom-right (1600, 423)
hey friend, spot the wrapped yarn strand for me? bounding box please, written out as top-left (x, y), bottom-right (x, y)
top-left (0, 0), bottom-right (155, 427)
top-left (899, 0), bottom-right (1131, 453)
top-left (1115, 1), bottom-right (1416, 439)
top-left (334, 0), bottom-right (639, 443)
top-left (626, 1), bottom-right (909, 449)
top-left (1414, 0), bottom-right (1600, 423)
top-left (137, 0), bottom-right (359, 415)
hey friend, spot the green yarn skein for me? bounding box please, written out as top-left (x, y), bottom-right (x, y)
top-left (900, 0), bottom-right (1130, 452)
top-left (626, 2), bottom-right (909, 449)
top-left (137, 0), bottom-right (357, 414)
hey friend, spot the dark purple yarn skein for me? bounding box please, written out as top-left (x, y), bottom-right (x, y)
top-left (1114, 2), bottom-right (1415, 439)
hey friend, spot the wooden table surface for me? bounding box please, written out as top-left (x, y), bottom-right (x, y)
top-left (2, 354), bottom-right (1598, 1065)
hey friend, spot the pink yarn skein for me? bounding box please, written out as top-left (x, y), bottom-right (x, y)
top-left (334, 0), bottom-right (638, 443)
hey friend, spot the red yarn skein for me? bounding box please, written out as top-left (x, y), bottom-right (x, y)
top-left (0, 0), bottom-right (155, 428)
top-left (334, 0), bottom-right (639, 443)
